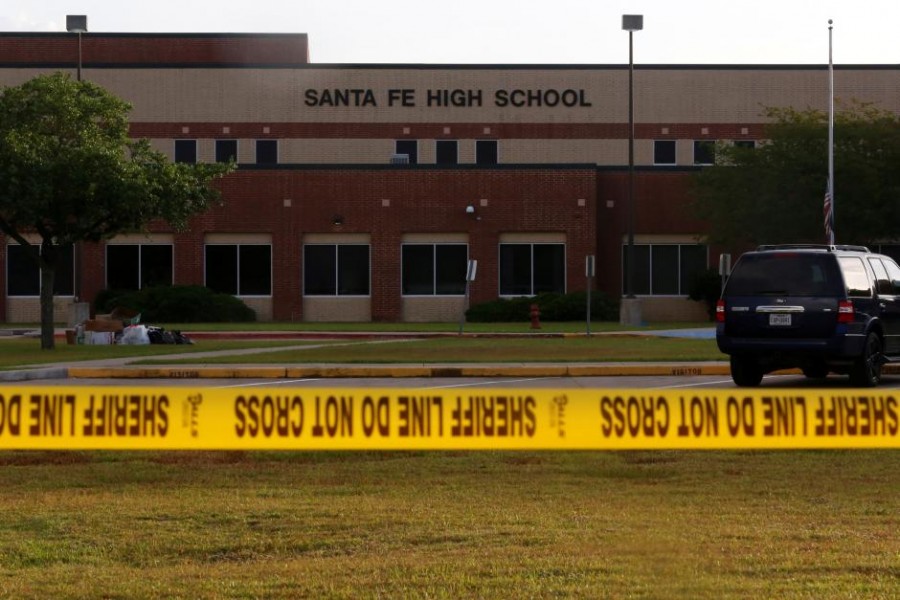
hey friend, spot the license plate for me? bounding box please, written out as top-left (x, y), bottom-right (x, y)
top-left (769, 314), bottom-right (792, 326)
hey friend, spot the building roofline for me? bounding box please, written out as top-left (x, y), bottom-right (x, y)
top-left (2, 61), bottom-right (898, 71)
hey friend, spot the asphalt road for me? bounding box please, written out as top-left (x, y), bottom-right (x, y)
top-left (17, 373), bottom-right (900, 390)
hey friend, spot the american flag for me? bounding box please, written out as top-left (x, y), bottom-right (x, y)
top-left (824, 180), bottom-right (835, 245)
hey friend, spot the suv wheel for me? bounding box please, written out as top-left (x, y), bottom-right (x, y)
top-left (730, 356), bottom-right (763, 387)
top-left (849, 332), bottom-right (883, 387)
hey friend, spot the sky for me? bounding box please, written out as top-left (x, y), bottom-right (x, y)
top-left (1, 0), bottom-right (897, 65)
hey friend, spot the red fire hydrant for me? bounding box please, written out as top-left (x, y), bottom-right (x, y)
top-left (530, 303), bottom-right (542, 329)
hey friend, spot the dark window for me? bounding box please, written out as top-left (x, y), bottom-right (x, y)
top-left (395, 140), bottom-right (418, 164)
top-left (338, 245), bottom-right (369, 295)
top-left (205, 245), bottom-right (238, 295)
top-left (142, 245), bottom-right (174, 288)
top-left (402, 244), bottom-right (467, 295)
top-left (402, 245), bottom-right (433, 295)
top-left (303, 244), bottom-right (370, 296)
top-left (734, 140), bottom-right (756, 150)
top-left (7, 244), bottom-right (74, 296)
top-left (303, 245), bottom-right (336, 296)
top-left (679, 245), bottom-right (708, 294)
top-left (205, 244), bottom-right (271, 295)
top-left (499, 243), bottom-right (565, 296)
top-left (651, 245), bottom-right (679, 295)
top-left (475, 140), bottom-right (499, 165)
top-left (436, 140), bottom-right (458, 165)
top-left (623, 244), bottom-right (651, 295)
top-left (693, 140), bottom-right (715, 165)
top-left (239, 245), bottom-right (272, 295)
top-left (623, 243), bottom-right (708, 296)
top-left (215, 139), bottom-right (238, 163)
top-left (727, 254), bottom-right (844, 297)
top-left (107, 245), bottom-right (173, 290)
top-left (654, 140), bottom-right (676, 165)
top-left (256, 140), bottom-right (278, 165)
top-left (107, 245), bottom-right (139, 290)
top-left (174, 139), bottom-right (197, 164)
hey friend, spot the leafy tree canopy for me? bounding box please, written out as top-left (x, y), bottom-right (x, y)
top-left (692, 102), bottom-right (900, 248)
top-left (0, 72), bottom-right (233, 348)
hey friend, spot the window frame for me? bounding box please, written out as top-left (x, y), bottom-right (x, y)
top-left (498, 242), bottom-right (566, 297)
top-left (401, 243), bottom-right (468, 296)
top-left (6, 243), bottom-right (75, 297)
top-left (693, 140), bottom-right (715, 165)
top-left (255, 139), bottom-right (278, 165)
top-left (621, 243), bottom-right (708, 297)
top-left (395, 140), bottom-right (418, 164)
top-left (653, 140), bottom-right (677, 165)
top-left (215, 139), bottom-right (238, 163)
top-left (105, 243), bottom-right (174, 290)
top-left (174, 139), bottom-right (197, 164)
top-left (435, 140), bottom-right (459, 165)
top-left (302, 243), bottom-right (371, 297)
top-left (203, 243), bottom-right (272, 297)
top-left (475, 140), bottom-right (499, 165)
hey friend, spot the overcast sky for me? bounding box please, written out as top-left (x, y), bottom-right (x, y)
top-left (1, 0), bottom-right (897, 65)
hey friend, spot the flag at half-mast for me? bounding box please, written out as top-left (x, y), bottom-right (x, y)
top-left (825, 20), bottom-right (835, 245)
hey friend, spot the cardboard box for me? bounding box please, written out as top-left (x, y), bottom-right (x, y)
top-left (84, 319), bottom-right (124, 333)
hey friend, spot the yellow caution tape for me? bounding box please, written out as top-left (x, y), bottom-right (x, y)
top-left (0, 386), bottom-right (897, 450)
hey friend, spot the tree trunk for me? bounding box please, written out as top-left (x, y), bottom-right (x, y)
top-left (39, 243), bottom-right (56, 350)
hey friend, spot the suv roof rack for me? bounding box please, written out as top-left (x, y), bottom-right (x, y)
top-left (755, 244), bottom-right (870, 253)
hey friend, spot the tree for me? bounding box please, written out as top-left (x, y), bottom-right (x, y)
top-left (0, 72), bottom-right (233, 349)
top-left (692, 102), bottom-right (900, 248)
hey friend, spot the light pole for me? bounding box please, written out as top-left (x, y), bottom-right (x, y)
top-left (620, 14), bottom-right (643, 326)
top-left (66, 15), bottom-right (87, 81)
top-left (66, 15), bottom-right (89, 327)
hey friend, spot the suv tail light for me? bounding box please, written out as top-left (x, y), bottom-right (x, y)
top-left (716, 299), bottom-right (725, 322)
top-left (837, 300), bottom-right (854, 323)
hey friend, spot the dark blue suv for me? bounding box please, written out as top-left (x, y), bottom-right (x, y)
top-left (716, 245), bottom-right (900, 386)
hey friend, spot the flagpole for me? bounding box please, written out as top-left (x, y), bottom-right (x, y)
top-left (827, 19), bottom-right (835, 245)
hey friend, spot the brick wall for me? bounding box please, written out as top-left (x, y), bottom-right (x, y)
top-left (0, 33), bottom-right (309, 66)
top-left (145, 166), bottom-right (597, 321)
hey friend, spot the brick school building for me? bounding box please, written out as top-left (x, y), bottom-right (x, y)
top-left (1, 31), bottom-right (898, 322)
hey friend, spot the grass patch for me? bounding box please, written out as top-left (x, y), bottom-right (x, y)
top-left (154, 321), bottom-right (712, 334)
top-left (0, 450), bottom-right (896, 598)
top-left (0, 338), bottom-right (316, 370)
top-left (137, 336), bottom-right (725, 365)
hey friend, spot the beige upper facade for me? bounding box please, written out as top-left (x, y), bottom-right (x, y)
top-left (2, 66), bottom-right (897, 125)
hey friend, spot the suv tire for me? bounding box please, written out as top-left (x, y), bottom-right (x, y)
top-left (849, 332), bottom-right (883, 387)
top-left (730, 355), bottom-right (763, 387)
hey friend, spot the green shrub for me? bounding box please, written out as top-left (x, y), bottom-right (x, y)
top-left (466, 291), bottom-right (619, 322)
top-left (94, 285), bottom-right (256, 323)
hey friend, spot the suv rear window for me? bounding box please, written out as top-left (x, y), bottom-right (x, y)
top-left (726, 253), bottom-right (844, 296)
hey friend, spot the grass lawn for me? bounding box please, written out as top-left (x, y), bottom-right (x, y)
top-left (136, 335), bottom-right (726, 365)
top-left (0, 450), bottom-right (896, 598)
top-left (0, 338), bottom-right (317, 370)
top-left (158, 321), bottom-right (713, 334)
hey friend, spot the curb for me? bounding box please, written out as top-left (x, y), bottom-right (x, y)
top-left (63, 363), bottom-right (900, 380)
top-left (66, 364), bottom-right (737, 380)
top-left (0, 367), bottom-right (70, 382)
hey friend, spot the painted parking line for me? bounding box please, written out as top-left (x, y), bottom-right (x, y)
top-left (214, 378), bottom-right (322, 389)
